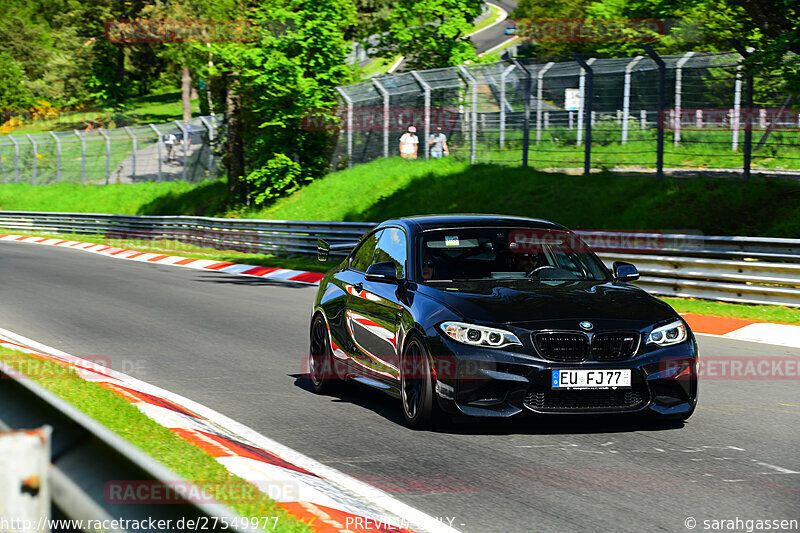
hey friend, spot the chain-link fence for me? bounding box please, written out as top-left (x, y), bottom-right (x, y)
top-left (333, 51), bottom-right (800, 177)
top-left (0, 115), bottom-right (223, 185)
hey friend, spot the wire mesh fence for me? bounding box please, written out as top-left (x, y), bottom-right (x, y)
top-left (332, 51), bottom-right (800, 177)
top-left (0, 115), bottom-right (223, 185)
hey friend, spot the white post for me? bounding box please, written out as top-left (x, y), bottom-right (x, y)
top-left (411, 71), bottom-right (432, 159)
top-left (372, 78), bottom-right (390, 158)
top-left (696, 109), bottom-right (703, 128)
top-left (577, 58), bottom-right (595, 146)
top-left (98, 128), bottom-right (110, 184)
top-left (175, 120), bottom-right (188, 181)
top-left (499, 64), bottom-right (516, 149)
top-left (49, 131), bottom-right (61, 183)
top-left (7, 134), bottom-right (19, 182)
top-left (336, 88), bottom-right (354, 168)
top-left (74, 130), bottom-right (86, 184)
top-left (759, 109), bottom-right (767, 129)
top-left (622, 56), bottom-right (643, 145)
top-left (25, 134), bottom-right (37, 185)
top-left (199, 116), bottom-right (215, 176)
top-left (544, 112), bottom-right (550, 129)
top-left (640, 110), bottom-right (647, 129)
top-left (149, 124), bottom-right (163, 181)
top-left (674, 52), bottom-right (695, 147)
top-left (732, 58), bottom-right (742, 151)
top-left (569, 111), bottom-right (574, 130)
top-left (536, 61), bottom-right (554, 144)
top-left (458, 65), bottom-right (478, 164)
top-left (124, 126), bottom-right (136, 180)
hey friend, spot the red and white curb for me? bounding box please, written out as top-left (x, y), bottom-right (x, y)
top-left (0, 328), bottom-right (457, 533)
top-left (0, 234), bottom-right (324, 285)
top-left (681, 314), bottom-right (800, 349)
top-left (2, 233), bottom-right (798, 348)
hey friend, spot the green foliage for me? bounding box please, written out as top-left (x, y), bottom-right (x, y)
top-left (245, 153), bottom-right (305, 205)
top-left (207, 0), bottom-right (357, 205)
top-left (373, 0), bottom-right (483, 69)
top-left (0, 52), bottom-right (32, 109)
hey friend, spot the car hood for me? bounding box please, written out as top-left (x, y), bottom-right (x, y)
top-left (416, 280), bottom-right (677, 327)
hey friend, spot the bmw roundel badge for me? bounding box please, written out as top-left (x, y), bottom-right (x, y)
top-left (579, 321), bottom-right (593, 330)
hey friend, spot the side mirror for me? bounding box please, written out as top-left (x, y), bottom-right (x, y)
top-left (365, 261), bottom-right (398, 283)
top-left (317, 239), bottom-right (330, 262)
top-left (613, 261), bottom-right (640, 282)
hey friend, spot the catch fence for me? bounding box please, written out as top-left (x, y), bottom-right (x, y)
top-left (333, 51), bottom-right (799, 178)
top-left (0, 115), bottom-right (223, 185)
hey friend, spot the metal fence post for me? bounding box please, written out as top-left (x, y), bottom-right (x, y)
top-left (732, 60), bottom-right (742, 151)
top-left (536, 62), bottom-right (554, 144)
top-left (25, 134), bottom-right (37, 185)
top-left (512, 59), bottom-right (531, 167)
top-left (729, 41), bottom-right (754, 181)
top-left (642, 45), bottom-right (665, 180)
top-left (622, 56), bottom-right (644, 145)
top-left (8, 135), bottom-right (19, 182)
top-left (572, 55), bottom-right (594, 175)
top-left (499, 64), bottom-right (516, 149)
top-left (576, 58), bottom-right (595, 147)
top-left (149, 124), bottom-right (163, 181)
top-left (98, 128), bottom-right (110, 184)
top-left (674, 52), bottom-right (695, 146)
top-left (125, 126), bottom-right (137, 180)
top-left (199, 116), bottom-right (215, 176)
top-left (457, 65), bottom-right (478, 164)
top-left (49, 131), bottom-right (61, 183)
top-left (74, 130), bottom-right (86, 184)
top-left (335, 88), bottom-right (353, 168)
top-left (175, 120), bottom-right (188, 181)
top-left (410, 71), bottom-right (432, 160)
top-left (372, 78), bottom-right (390, 158)
top-left (0, 142), bottom-right (5, 183)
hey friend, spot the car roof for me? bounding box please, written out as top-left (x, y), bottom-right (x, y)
top-left (379, 214), bottom-right (569, 232)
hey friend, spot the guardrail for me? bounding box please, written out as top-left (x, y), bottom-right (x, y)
top-left (0, 359), bottom-right (245, 531)
top-left (0, 211), bottom-right (798, 307)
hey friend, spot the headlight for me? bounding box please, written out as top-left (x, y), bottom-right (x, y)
top-left (647, 320), bottom-right (687, 347)
top-left (440, 322), bottom-right (521, 348)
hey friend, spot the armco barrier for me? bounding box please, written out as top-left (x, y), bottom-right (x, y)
top-left (0, 211), bottom-right (798, 307)
top-left (0, 361), bottom-right (245, 530)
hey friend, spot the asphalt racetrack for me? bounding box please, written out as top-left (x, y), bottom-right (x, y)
top-left (1, 240), bottom-right (798, 532)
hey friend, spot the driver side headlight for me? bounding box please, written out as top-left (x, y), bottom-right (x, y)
top-left (440, 322), bottom-right (522, 348)
top-left (647, 320), bottom-right (687, 347)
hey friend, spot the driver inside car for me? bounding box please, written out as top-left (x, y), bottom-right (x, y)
top-left (511, 252), bottom-right (542, 274)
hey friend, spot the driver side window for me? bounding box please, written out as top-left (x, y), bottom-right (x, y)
top-left (349, 230), bottom-right (383, 272)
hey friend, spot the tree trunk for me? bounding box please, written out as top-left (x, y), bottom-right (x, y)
top-left (181, 67), bottom-right (193, 121)
top-left (225, 72), bottom-right (245, 201)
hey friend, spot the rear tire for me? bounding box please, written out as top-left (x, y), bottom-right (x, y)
top-left (309, 314), bottom-right (337, 394)
top-left (400, 335), bottom-right (442, 430)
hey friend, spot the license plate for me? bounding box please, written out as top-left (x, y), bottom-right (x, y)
top-left (551, 369), bottom-right (631, 389)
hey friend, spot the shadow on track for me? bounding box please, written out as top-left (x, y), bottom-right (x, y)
top-left (290, 374), bottom-right (685, 435)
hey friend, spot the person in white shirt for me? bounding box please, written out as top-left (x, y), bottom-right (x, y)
top-left (399, 126), bottom-right (419, 160)
top-left (164, 133), bottom-right (177, 162)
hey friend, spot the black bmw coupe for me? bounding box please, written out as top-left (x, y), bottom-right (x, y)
top-left (309, 215), bottom-right (698, 429)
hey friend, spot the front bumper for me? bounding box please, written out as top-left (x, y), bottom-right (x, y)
top-left (426, 334), bottom-right (698, 418)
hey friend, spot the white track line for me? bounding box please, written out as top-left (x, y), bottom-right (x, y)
top-left (0, 327), bottom-right (459, 533)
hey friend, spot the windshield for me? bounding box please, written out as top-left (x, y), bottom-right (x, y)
top-left (418, 227), bottom-right (610, 282)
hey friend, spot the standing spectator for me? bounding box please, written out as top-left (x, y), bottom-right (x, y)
top-left (399, 126), bottom-right (419, 160)
top-left (429, 127), bottom-right (449, 158)
top-left (164, 132), bottom-right (177, 162)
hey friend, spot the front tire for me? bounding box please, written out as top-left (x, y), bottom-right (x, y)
top-left (400, 335), bottom-right (441, 430)
top-left (309, 314), bottom-right (337, 394)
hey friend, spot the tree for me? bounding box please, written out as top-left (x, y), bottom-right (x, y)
top-left (374, 0), bottom-right (483, 70)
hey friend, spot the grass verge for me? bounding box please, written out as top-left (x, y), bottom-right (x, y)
top-left (0, 345), bottom-right (311, 531)
top-left (662, 297), bottom-right (800, 325)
